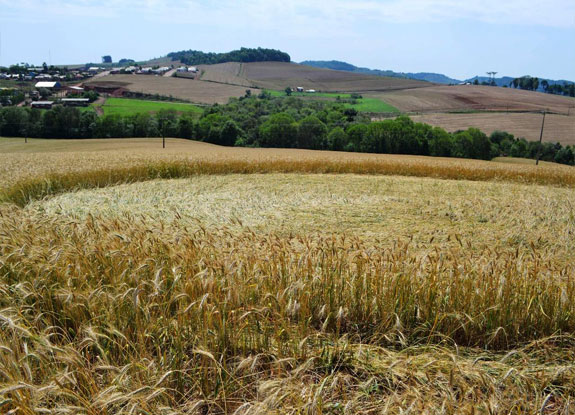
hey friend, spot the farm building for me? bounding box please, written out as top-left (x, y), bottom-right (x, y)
top-left (35, 81), bottom-right (61, 89)
top-left (66, 86), bottom-right (85, 95)
top-left (31, 101), bottom-right (54, 109)
top-left (84, 83), bottom-right (127, 97)
top-left (61, 98), bottom-right (90, 107)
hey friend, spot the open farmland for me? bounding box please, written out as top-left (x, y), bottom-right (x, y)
top-left (195, 61), bottom-right (431, 92)
top-left (1, 138), bottom-right (575, 414)
top-left (408, 111), bottom-right (575, 145)
top-left (198, 62), bottom-right (257, 87)
top-left (85, 74), bottom-right (258, 104)
top-left (225, 61), bottom-right (431, 92)
top-left (2, 137), bottom-right (575, 188)
top-left (375, 84), bottom-right (575, 113)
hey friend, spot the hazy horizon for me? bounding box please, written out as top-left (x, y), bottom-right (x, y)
top-left (1, 0), bottom-right (574, 81)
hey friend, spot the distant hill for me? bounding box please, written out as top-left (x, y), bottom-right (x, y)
top-left (300, 60), bottom-right (461, 84)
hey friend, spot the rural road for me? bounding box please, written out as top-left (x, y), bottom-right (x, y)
top-left (93, 71), bottom-right (111, 79)
top-left (93, 96), bottom-right (106, 116)
top-left (163, 69), bottom-right (177, 78)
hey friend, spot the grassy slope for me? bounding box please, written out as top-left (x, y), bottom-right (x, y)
top-left (267, 90), bottom-right (399, 113)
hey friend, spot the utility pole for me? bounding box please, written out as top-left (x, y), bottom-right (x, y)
top-left (535, 111), bottom-right (546, 166)
top-left (161, 118), bottom-right (166, 149)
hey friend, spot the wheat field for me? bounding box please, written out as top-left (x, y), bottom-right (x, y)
top-left (1, 138), bottom-right (575, 414)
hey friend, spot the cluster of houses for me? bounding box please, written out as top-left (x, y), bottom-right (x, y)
top-left (177, 66), bottom-right (198, 73)
top-left (107, 65), bottom-right (198, 76)
top-left (28, 81), bottom-right (90, 109)
top-left (0, 67), bottom-right (104, 83)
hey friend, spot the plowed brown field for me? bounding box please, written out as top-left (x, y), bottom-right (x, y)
top-left (85, 75), bottom-right (257, 104)
top-left (375, 85), bottom-right (575, 114)
top-left (408, 112), bottom-right (575, 145)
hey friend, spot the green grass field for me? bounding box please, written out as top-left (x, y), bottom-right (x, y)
top-left (267, 90), bottom-right (399, 113)
top-left (344, 97), bottom-right (399, 113)
top-left (97, 98), bottom-right (203, 116)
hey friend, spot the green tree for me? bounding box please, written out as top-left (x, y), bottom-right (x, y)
top-left (452, 131), bottom-right (474, 158)
top-left (326, 127), bottom-right (347, 151)
top-left (467, 128), bottom-right (491, 159)
top-left (554, 146), bottom-right (574, 165)
top-left (177, 116), bottom-right (195, 139)
top-left (345, 124), bottom-right (367, 152)
top-left (297, 115), bottom-right (327, 149)
top-left (510, 138), bottom-right (528, 158)
top-left (0, 107), bottom-right (28, 136)
top-left (197, 113), bottom-right (228, 144)
top-left (220, 120), bottom-right (242, 146)
top-left (428, 127), bottom-right (453, 157)
top-left (79, 110), bottom-right (98, 138)
top-left (258, 113), bottom-right (297, 148)
top-left (285, 87), bottom-right (293, 96)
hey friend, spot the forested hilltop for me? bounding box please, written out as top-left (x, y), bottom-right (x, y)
top-left (167, 47), bottom-right (291, 65)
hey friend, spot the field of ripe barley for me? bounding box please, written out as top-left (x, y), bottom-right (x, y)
top-left (1, 138), bottom-right (575, 414)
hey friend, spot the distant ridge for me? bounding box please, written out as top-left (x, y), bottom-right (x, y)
top-left (300, 60), bottom-right (460, 84)
top-left (300, 60), bottom-right (575, 91)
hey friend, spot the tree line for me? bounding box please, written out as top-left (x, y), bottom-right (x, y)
top-left (511, 76), bottom-right (575, 97)
top-left (0, 95), bottom-right (573, 166)
top-left (167, 47), bottom-right (291, 65)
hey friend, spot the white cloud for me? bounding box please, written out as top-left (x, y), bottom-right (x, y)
top-left (1, 0), bottom-right (574, 28)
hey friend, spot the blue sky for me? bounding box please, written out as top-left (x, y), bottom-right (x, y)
top-left (1, 0), bottom-right (574, 80)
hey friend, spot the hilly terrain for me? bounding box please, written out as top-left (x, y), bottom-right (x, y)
top-left (85, 61), bottom-right (431, 104)
top-left (83, 50), bottom-right (575, 145)
top-left (302, 60), bottom-right (575, 92)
